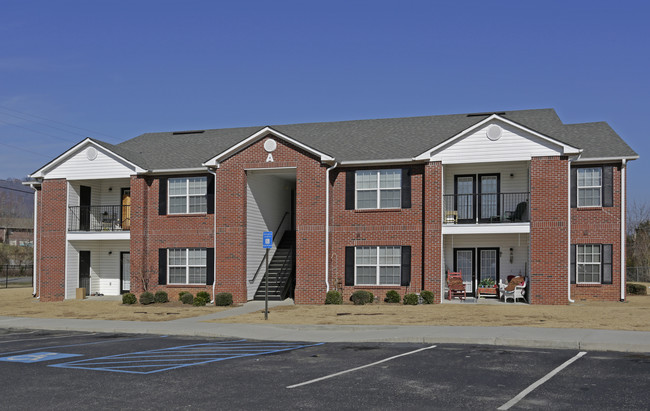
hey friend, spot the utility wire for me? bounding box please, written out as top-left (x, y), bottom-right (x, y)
top-left (0, 110), bottom-right (87, 139)
top-left (0, 119), bottom-right (80, 144)
top-left (0, 185), bottom-right (33, 195)
top-left (0, 141), bottom-right (51, 158)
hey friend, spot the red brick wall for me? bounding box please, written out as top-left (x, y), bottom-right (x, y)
top-left (329, 165), bottom-right (429, 302)
top-left (423, 162), bottom-right (443, 300)
top-left (570, 163), bottom-right (623, 301)
top-left (530, 156), bottom-right (569, 305)
top-left (37, 179), bottom-right (67, 302)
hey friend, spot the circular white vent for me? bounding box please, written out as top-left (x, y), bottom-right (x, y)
top-left (86, 147), bottom-right (98, 161)
top-left (264, 138), bottom-right (277, 152)
top-left (486, 124), bottom-right (502, 141)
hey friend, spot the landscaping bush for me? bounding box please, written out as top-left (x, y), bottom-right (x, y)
top-left (420, 290), bottom-right (435, 304)
top-left (403, 293), bottom-right (419, 305)
top-left (627, 283), bottom-right (648, 295)
top-left (385, 290), bottom-right (401, 303)
top-left (325, 290), bottom-right (343, 305)
top-left (214, 292), bottom-right (233, 306)
top-left (350, 290), bottom-right (374, 305)
top-left (122, 293), bottom-right (137, 305)
top-left (196, 291), bottom-right (211, 302)
top-left (193, 296), bottom-right (208, 306)
top-left (180, 293), bottom-right (194, 305)
top-left (139, 291), bottom-right (155, 305)
top-left (154, 291), bottom-right (169, 303)
top-left (178, 291), bottom-right (189, 301)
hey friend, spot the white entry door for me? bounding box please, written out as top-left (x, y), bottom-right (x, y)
top-left (121, 252), bottom-right (130, 293)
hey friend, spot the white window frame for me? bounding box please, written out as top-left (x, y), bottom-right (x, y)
top-left (577, 167), bottom-right (602, 208)
top-left (355, 246), bottom-right (401, 286)
top-left (355, 169), bottom-right (402, 209)
top-left (576, 244), bottom-right (601, 284)
top-left (167, 248), bottom-right (207, 285)
top-left (168, 176), bottom-right (207, 214)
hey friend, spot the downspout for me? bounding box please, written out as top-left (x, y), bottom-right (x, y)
top-left (31, 184), bottom-right (38, 298)
top-left (208, 168), bottom-right (218, 304)
top-left (620, 160), bottom-right (627, 301)
top-left (568, 159), bottom-right (575, 303)
top-left (325, 162), bottom-right (338, 292)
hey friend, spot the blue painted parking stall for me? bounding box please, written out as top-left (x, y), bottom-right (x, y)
top-left (50, 339), bottom-right (323, 374)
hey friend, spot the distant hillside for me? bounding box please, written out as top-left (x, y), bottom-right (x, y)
top-left (0, 179), bottom-right (34, 219)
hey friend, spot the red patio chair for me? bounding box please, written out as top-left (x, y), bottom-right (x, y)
top-left (447, 272), bottom-right (466, 301)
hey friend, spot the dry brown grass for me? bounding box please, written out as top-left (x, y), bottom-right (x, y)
top-left (0, 288), bottom-right (230, 321)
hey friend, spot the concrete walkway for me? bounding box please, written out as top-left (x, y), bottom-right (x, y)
top-left (1, 300), bottom-right (649, 353)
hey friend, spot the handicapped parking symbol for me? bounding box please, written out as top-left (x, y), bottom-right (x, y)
top-left (0, 352), bottom-right (82, 363)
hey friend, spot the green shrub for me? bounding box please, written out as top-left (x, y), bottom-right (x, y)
top-left (627, 283), bottom-right (648, 295)
top-left (403, 293), bottom-right (418, 305)
top-left (325, 290), bottom-right (343, 305)
top-left (196, 291), bottom-right (211, 302)
top-left (178, 291), bottom-right (189, 301)
top-left (180, 293), bottom-right (194, 305)
top-left (214, 292), bottom-right (233, 306)
top-left (122, 293), bottom-right (137, 305)
top-left (385, 290), bottom-right (401, 303)
top-left (350, 290), bottom-right (374, 305)
top-left (193, 296), bottom-right (207, 306)
top-left (420, 290), bottom-right (435, 304)
top-left (139, 291), bottom-right (155, 305)
top-left (154, 291), bottom-right (169, 303)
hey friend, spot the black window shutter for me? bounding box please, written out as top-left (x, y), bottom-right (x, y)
top-left (570, 168), bottom-right (577, 208)
top-left (158, 248), bottom-right (167, 285)
top-left (206, 248), bottom-right (215, 285)
top-left (602, 166), bottom-right (613, 207)
top-left (570, 244), bottom-right (576, 284)
top-left (158, 177), bottom-right (168, 215)
top-left (602, 244), bottom-right (613, 284)
top-left (206, 174), bottom-right (215, 214)
top-left (345, 246), bottom-right (355, 286)
top-left (345, 171), bottom-right (355, 210)
top-left (401, 246), bottom-right (411, 286)
top-left (401, 168), bottom-right (411, 209)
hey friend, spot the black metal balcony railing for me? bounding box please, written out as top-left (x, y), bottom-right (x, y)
top-left (68, 205), bottom-right (130, 232)
top-left (443, 192), bottom-right (529, 224)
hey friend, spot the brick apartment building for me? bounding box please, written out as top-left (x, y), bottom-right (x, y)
top-left (27, 109), bottom-right (637, 304)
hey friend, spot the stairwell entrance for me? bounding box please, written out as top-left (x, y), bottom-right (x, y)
top-left (245, 168), bottom-right (296, 301)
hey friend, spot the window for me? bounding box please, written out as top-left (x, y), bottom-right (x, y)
top-left (168, 248), bottom-right (206, 284)
top-left (355, 246), bottom-right (401, 285)
top-left (577, 167), bottom-right (602, 207)
top-left (356, 170), bottom-right (401, 209)
top-left (168, 177), bottom-right (207, 214)
top-left (576, 244), bottom-right (600, 283)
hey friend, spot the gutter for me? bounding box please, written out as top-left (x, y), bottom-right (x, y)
top-left (207, 168), bottom-right (218, 304)
top-left (325, 162), bottom-right (338, 292)
top-left (568, 158), bottom-right (575, 303)
top-left (138, 168), bottom-right (208, 175)
top-left (621, 160), bottom-right (627, 301)
top-left (30, 183), bottom-right (39, 298)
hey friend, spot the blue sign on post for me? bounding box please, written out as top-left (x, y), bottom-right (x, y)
top-left (263, 231), bottom-right (273, 249)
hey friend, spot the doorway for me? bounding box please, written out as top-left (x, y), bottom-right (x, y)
top-left (80, 186), bottom-right (91, 231)
top-left (121, 188), bottom-right (131, 230)
top-left (120, 252), bottom-right (130, 293)
top-left (477, 248), bottom-right (499, 285)
top-left (79, 250), bottom-right (91, 296)
top-left (453, 248), bottom-right (474, 295)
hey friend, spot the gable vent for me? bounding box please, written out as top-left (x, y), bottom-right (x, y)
top-left (172, 130), bottom-right (205, 135)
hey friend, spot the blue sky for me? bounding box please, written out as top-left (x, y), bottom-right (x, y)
top-left (1, 0), bottom-right (648, 203)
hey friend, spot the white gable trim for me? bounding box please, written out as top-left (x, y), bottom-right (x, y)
top-left (30, 138), bottom-right (146, 178)
top-left (413, 114), bottom-right (582, 161)
top-left (202, 126), bottom-right (335, 167)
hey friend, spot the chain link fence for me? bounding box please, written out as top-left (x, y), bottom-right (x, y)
top-left (1, 265), bottom-right (33, 288)
top-left (627, 267), bottom-right (650, 283)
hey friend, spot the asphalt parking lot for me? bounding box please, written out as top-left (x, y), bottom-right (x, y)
top-left (0, 329), bottom-right (648, 410)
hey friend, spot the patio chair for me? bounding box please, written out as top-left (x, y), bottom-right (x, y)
top-left (506, 201), bottom-right (527, 222)
top-left (447, 272), bottom-right (466, 301)
top-left (500, 276), bottom-right (527, 303)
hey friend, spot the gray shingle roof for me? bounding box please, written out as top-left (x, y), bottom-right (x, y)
top-left (111, 108), bottom-right (637, 170)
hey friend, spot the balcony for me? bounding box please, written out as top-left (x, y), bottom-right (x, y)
top-left (443, 192), bottom-right (529, 224)
top-left (68, 205), bottom-right (130, 232)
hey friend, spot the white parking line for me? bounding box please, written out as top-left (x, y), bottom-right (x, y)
top-left (287, 345), bottom-right (437, 389)
top-left (0, 333), bottom-right (96, 344)
top-left (498, 351), bottom-right (587, 410)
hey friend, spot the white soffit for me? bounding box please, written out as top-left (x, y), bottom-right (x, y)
top-left (203, 126), bottom-right (335, 166)
top-left (413, 115), bottom-right (582, 163)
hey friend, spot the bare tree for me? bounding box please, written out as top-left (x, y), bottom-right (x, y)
top-left (627, 200), bottom-right (650, 267)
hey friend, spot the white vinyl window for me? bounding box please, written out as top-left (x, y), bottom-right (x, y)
top-left (577, 168), bottom-right (602, 207)
top-left (356, 170), bottom-right (401, 209)
top-left (168, 177), bottom-right (207, 214)
top-left (168, 248), bottom-right (206, 284)
top-left (355, 246), bottom-right (401, 285)
top-left (577, 244), bottom-right (600, 283)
